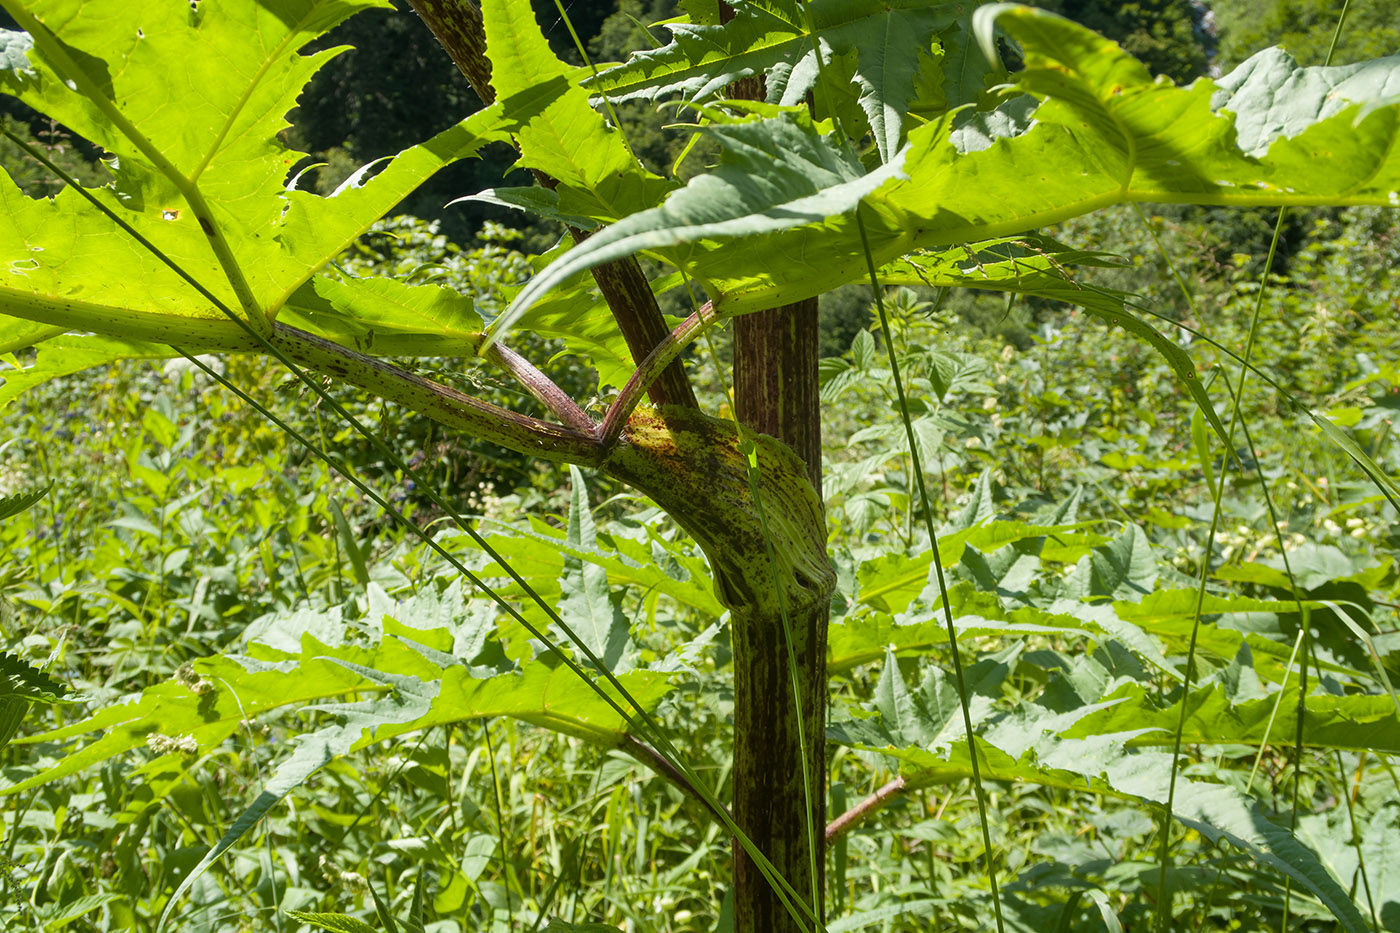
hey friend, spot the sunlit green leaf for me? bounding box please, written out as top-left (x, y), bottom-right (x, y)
top-left (514, 8), bottom-right (1400, 332)
top-left (481, 0), bottom-right (672, 223)
top-left (1064, 681), bottom-right (1400, 755)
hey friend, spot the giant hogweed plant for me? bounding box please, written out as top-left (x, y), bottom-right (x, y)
top-left (1, 0), bottom-right (1399, 929)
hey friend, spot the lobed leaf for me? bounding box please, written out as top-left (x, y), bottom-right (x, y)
top-left (508, 8), bottom-right (1400, 327)
top-left (0, 1), bottom-right (508, 362)
top-left (480, 0), bottom-right (672, 223)
top-left (489, 108), bottom-right (908, 344)
top-left (1, 626), bottom-right (672, 798)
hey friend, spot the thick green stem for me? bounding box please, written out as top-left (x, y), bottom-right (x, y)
top-left (733, 300), bottom-right (828, 932)
top-left (270, 324), bottom-right (604, 466)
top-left (603, 408), bottom-right (830, 613)
top-left (714, 0), bottom-right (830, 906)
top-left (415, 8), bottom-right (830, 928)
top-left (603, 406), bottom-right (832, 933)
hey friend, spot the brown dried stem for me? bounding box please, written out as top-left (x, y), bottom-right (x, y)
top-left (824, 776), bottom-right (908, 844)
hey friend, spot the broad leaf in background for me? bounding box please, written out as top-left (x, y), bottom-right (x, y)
top-left (1063, 681), bottom-right (1400, 754)
top-left (1, 619), bottom-right (673, 796)
top-left (557, 466), bottom-right (634, 672)
top-left (454, 513), bottom-right (723, 620)
top-left (830, 677), bottom-right (1373, 932)
top-left (1064, 523), bottom-right (1158, 601)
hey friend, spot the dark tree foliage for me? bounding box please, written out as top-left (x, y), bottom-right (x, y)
top-left (290, 0), bottom-right (620, 241)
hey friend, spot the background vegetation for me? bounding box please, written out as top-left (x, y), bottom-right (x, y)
top-left (1, 0), bottom-right (1398, 930)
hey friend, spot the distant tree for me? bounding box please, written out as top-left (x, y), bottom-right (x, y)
top-left (0, 114), bottom-right (109, 197)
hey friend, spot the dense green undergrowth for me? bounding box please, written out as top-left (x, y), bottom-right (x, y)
top-left (2, 0), bottom-right (1400, 930)
top-left (2, 198), bottom-right (1398, 930)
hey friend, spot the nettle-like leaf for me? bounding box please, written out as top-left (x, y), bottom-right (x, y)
top-left (0, 650), bottom-right (69, 750)
top-left (1063, 523), bottom-right (1159, 601)
top-left (830, 683), bottom-right (1374, 932)
top-left (0, 483), bottom-right (48, 521)
top-left (849, 519), bottom-right (1092, 615)
top-left (0, 651), bottom-right (67, 704)
top-left (284, 911), bottom-right (378, 933)
top-left (558, 466), bottom-right (634, 672)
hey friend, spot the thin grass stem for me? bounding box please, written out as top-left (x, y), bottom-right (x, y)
top-left (856, 203), bottom-right (1005, 932)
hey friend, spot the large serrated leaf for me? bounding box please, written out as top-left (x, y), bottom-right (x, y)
top-left (515, 7), bottom-right (1400, 334)
top-left (0, 316), bottom-right (63, 354)
top-left (1211, 47), bottom-right (1400, 156)
top-left (1, 0), bottom-right (389, 220)
top-left (2, 628), bottom-right (673, 798)
top-left (0, 1), bottom-right (509, 356)
top-left (480, 0), bottom-right (672, 225)
top-left (0, 336), bottom-right (187, 413)
top-left (1064, 523), bottom-right (1158, 602)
